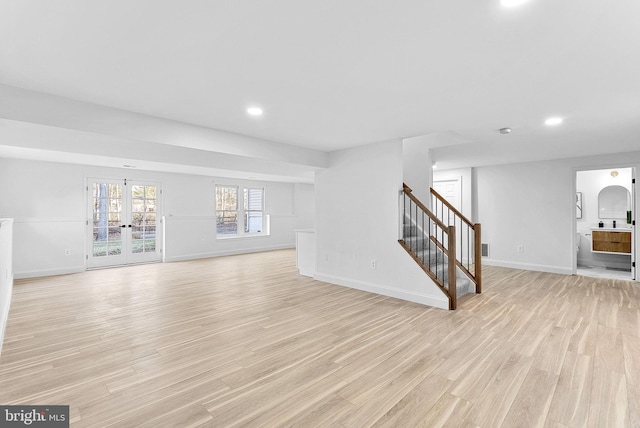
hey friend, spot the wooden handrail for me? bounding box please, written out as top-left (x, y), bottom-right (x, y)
top-left (403, 185), bottom-right (448, 232)
top-left (401, 183), bottom-right (458, 309)
top-left (429, 235), bottom-right (475, 283)
top-left (402, 182), bottom-right (483, 308)
top-left (430, 187), bottom-right (475, 229)
top-left (430, 185), bottom-right (482, 295)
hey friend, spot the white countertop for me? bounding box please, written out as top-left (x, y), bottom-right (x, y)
top-left (591, 227), bottom-right (632, 232)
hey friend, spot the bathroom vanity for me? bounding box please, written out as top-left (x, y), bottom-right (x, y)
top-left (591, 228), bottom-right (632, 254)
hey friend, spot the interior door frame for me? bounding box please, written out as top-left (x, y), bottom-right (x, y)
top-left (632, 169), bottom-right (636, 280)
top-left (573, 165), bottom-right (636, 281)
top-left (86, 177), bottom-right (163, 269)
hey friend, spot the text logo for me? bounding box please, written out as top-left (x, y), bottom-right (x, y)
top-left (0, 406), bottom-right (69, 427)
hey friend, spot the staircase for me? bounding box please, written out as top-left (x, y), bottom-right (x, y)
top-left (402, 224), bottom-right (475, 300)
top-left (399, 183), bottom-right (481, 310)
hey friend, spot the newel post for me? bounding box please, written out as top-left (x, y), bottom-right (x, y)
top-left (448, 225), bottom-right (456, 310)
top-left (474, 223), bottom-right (482, 294)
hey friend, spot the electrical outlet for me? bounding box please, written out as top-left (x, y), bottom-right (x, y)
top-left (64, 249), bottom-right (71, 256)
top-left (371, 259), bottom-right (377, 269)
top-left (517, 245), bottom-right (524, 253)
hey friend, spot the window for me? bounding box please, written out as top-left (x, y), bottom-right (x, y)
top-left (215, 184), bottom-right (266, 237)
top-left (244, 187), bottom-right (264, 233)
top-left (216, 186), bottom-right (238, 235)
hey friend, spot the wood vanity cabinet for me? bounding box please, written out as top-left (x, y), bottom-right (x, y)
top-left (592, 230), bottom-right (632, 254)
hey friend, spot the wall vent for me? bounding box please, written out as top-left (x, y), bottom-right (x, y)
top-left (481, 243), bottom-right (490, 258)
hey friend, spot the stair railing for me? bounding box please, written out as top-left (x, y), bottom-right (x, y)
top-left (400, 184), bottom-right (458, 309)
top-left (430, 187), bottom-right (482, 293)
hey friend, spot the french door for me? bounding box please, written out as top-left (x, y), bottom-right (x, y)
top-left (87, 178), bottom-right (162, 268)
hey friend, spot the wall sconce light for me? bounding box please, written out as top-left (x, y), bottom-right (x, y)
top-left (610, 170), bottom-right (619, 178)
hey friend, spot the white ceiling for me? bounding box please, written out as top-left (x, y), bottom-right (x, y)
top-left (1, 0), bottom-right (639, 178)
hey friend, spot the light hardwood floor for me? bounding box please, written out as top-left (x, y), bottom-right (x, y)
top-left (1, 249), bottom-right (639, 427)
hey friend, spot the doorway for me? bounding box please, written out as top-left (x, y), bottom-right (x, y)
top-left (575, 167), bottom-right (635, 280)
top-left (433, 178), bottom-right (462, 219)
top-left (87, 178), bottom-right (162, 268)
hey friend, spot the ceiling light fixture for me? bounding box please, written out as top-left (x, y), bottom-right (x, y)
top-left (500, 0), bottom-right (530, 7)
top-left (611, 170), bottom-right (619, 178)
top-left (499, 127), bottom-right (512, 134)
top-left (544, 117), bottom-right (563, 126)
top-left (247, 107), bottom-right (263, 116)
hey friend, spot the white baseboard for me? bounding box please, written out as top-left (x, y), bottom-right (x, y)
top-left (14, 266), bottom-right (85, 279)
top-left (164, 244), bottom-right (295, 263)
top-left (313, 273), bottom-right (449, 310)
top-left (482, 258), bottom-right (573, 275)
top-left (14, 247), bottom-right (296, 278)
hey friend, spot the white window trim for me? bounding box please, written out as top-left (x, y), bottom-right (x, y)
top-left (215, 184), bottom-right (269, 239)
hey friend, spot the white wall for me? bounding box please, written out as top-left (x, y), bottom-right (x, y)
top-left (476, 160), bottom-right (573, 273)
top-left (314, 140), bottom-right (448, 309)
top-left (0, 218), bottom-right (13, 355)
top-left (0, 158), bottom-right (315, 278)
top-left (402, 136), bottom-right (432, 206)
top-left (576, 168), bottom-right (633, 269)
top-left (475, 151), bottom-right (640, 276)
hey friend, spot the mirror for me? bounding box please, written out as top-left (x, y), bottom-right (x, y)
top-left (598, 185), bottom-right (630, 219)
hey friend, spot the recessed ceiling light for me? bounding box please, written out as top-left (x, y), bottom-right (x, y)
top-left (500, 0), bottom-right (530, 7)
top-left (247, 107), bottom-right (263, 116)
top-left (545, 117), bottom-right (563, 126)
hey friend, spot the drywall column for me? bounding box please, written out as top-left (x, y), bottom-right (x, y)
top-left (0, 218), bottom-right (14, 355)
top-left (402, 135), bottom-right (433, 207)
top-left (314, 140), bottom-right (448, 309)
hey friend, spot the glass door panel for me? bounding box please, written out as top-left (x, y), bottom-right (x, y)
top-left (89, 180), bottom-right (126, 267)
top-left (131, 184), bottom-right (158, 256)
top-left (87, 179), bottom-right (162, 268)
